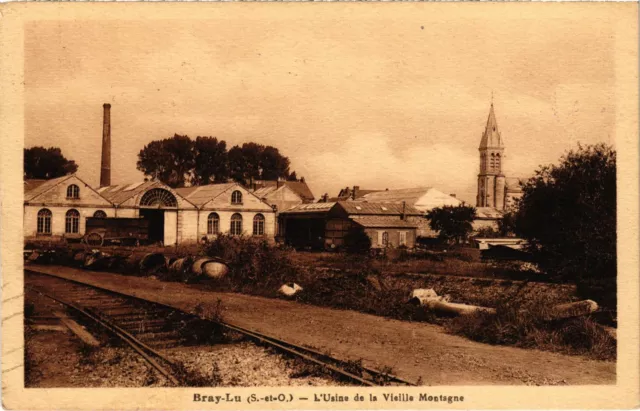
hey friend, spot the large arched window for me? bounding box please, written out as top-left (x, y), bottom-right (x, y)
top-left (66, 184), bottom-right (80, 199)
top-left (207, 213), bottom-right (220, 235)
top-left (231, 190), bottom-right (243, 205)
top-left (253, 214), bottom-right (265, 236)
top-left (37, 209), bottom-right (52, 234)
top-left (65, 209), bottom-right (80, 234)
top-left (140, 188), bottom-right (177, 207)
top-left (93, 210), bottom-right (107, 218)
top-left (230, 213), bottom-right (243, 236)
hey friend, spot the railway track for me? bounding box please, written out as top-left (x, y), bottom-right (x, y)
top-left (25, 270), bottom-right (416, 387)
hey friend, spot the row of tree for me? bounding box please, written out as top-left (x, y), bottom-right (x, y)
top-left (23, 136), bottom-right (301, 188)
top-left (136, 135), bottom-right (300, 188)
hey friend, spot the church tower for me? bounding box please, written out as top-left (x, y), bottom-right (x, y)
top-left (476, 102), bottom-right (506, 210)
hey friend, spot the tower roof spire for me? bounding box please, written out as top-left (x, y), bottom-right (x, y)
top-left (479, 101), bottom-right (503, 149)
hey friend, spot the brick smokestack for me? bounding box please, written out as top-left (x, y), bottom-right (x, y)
top-left (100, 103), bottom-right (111, 187)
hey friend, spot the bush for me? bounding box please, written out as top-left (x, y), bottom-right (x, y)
top-left (205, 234), bottom-right (297, 291)
top-left (343, 228), bottom-right (372, 254)
top-left (446, 295), bottom-right (616, 360)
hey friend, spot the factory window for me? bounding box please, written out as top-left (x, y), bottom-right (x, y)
top-left (231, 190), bottom-right (243, 205)
top-left (253, 214), bottom-right (265, 236)
top-left (93, 210), bottom-right (107, 218)
top-left (65, 209), bottom-right (80, 234)
top-left (207, 213), bottom-right (220, 235)
top-left (140, 188), bottom-right (177, 208)
top-left (230, 213), bottom-right (243, 236)
top-left (66, 184), bottom-right (80, 199)
top-left (37, 209), bottom-right (52, 234)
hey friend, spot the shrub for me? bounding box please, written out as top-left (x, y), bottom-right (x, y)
top-left (204, 234), bottom-right (297, 291)
top-left (343, 227), bottom-right (372, 254)
top-left (446, 295), bottom-right (616, 360)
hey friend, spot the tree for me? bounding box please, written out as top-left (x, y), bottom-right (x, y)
top-left (426, 205), bottom-right (476, 244)
top-left (287, 171), bottom-right (298, 181)
top-left (344, 227), bottom-right (372, 254)
top-left (24, 146), bottom-right (78, 179)
top-left (137, 134), bottom-right (195, 188)
top-left (498, 210), bottom-right (517, 237)
top-left (228, 143), bottom-right (292, 184)
top-left (514, 143), bottom-right (616, 306)
top-left (192, 136), bottom-right (229, 185)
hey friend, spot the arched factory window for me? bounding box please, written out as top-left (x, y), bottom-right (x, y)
top-left (230, 213), bottom-right (243, 236)
top-left (207, 213), bottom-right (220, 235)
top-left (253, 214), bottom-right (265, 236)
top-left (37, 209), bottom-right (52, 234)
top-left (140, 188), bottom-right (177, 207)
top-left (66, 184), bottom-right (80, 199)
top-left (93, 210), bottom-right (107, 218)
top-left (65, 209), bottom-right (80, 234)
top-left (231, 190), bottom-right (243, 205)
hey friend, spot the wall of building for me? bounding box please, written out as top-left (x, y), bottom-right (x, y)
top-left (472, 219), bottom-right (499, 231)
top-left (365, 228), bottom-right (416, 249)
top-left (199, 210), bottom-right (276, 240)
top-left (24, 205), bottom-right (116, 239)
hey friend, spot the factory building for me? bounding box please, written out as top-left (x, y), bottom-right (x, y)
top-left (23, 104), bottom-right (275, 245)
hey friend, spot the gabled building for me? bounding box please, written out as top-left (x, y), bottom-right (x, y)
top-left (251, 179), bottom-right (315, 204)
top-left (24, 174), bottom-right (114, 241)
top-left (175, 183), bottom-right (275, 241)
top-left (359, 187), bottom-right (462, 213)
top-left (278, 201), bottom-right (423, 250)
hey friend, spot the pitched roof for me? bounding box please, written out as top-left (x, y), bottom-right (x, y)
top-left (252, 180), bottom-right (315, 201)
top-left (336, 187), bottom-right (382, 200)
top-left (479, 103), bottom-right (503, 149)
top-left (98, 181), bottom-right (159, 205)
top-left (279, 202), bottom-right (336, 214)
top-left (253, 185), bottom-right (280, 198)
top-left (338, 201), bottom-right (422, 216)
top-left (475, 207), bottom-right (504, 219)
top-left (24, 175), bottom-right (74, 202)
top-left (174, 183), bottom-right (236, 207)
top-left (360, 187), bottom-right (432, 204)
top-left (352, 216), bottom-right (418, 229)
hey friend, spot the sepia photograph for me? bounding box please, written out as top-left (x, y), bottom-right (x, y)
top-left (1, 2), bottom-right (638, 410)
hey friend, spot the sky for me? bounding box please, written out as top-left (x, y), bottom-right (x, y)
top-left (24, 11), bottom-right (616, 204)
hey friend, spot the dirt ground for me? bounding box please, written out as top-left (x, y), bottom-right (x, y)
top-left (26, 265), bottom-right (616, 386)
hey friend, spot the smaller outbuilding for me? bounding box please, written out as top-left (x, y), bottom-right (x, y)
top-left (278, 201), bottom-right (422, 250)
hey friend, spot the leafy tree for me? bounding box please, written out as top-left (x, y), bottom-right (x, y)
top-left (426, 205), bottom-right (476, 244)
top-left (498, 210), bottom-right (517, 237)
top-left (514, 143), bottom-right (616, 307)
top-left (24, 146), bottom-right (78, 179)
top-left (137, 134), bottom-right (195, 188)
top-left (228, 143), bottom-right (292, 183)
top-left (138, 135), bottom-right (296, 188)
top-left (192, 136), bottom-right (229, 185)
top-left (344, 227), bottom-right (372, 254)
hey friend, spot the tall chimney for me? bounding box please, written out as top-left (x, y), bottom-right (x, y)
top-left (100, 103), bottom-right (111, 187)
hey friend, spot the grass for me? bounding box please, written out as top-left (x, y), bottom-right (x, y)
top-left (445, 296), bottom-right (616, 360)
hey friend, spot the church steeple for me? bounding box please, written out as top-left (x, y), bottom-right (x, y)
top-left (477, 101), bottom-right (507, 210)
top-left (479, 103), bottom-right (503, 149)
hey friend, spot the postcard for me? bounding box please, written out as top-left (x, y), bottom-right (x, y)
top-left (1, 2), bottom-right (638, 410)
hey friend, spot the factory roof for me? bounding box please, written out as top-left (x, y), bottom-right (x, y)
top-left (279, 202), bottom-right (337, 214)
top-left (339, 201), bottom-right (422, 216)
top-left (252, 180), bottom-right (315, 202)
top-left (97, 180), bottom-right (159, 205)
top-left (174, 183), bottom-right (237, 208)
top-left (352, 216), bottom-right (418, 229)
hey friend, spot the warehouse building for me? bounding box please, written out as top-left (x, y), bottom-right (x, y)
top-left (278, 201), bottom-right (423, 250)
